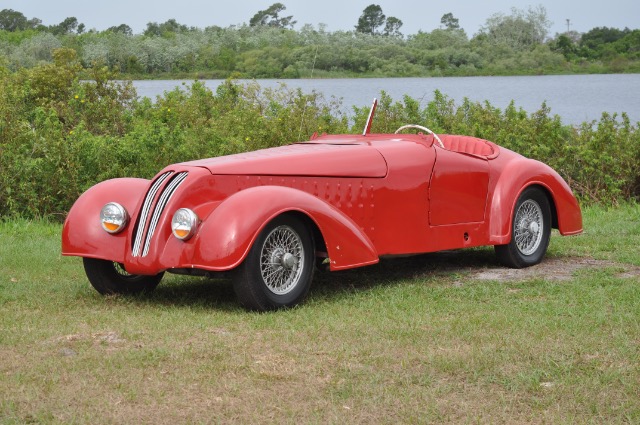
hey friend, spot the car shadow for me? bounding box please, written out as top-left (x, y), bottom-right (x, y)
top-left (134, 276), bottom-right (241, 311)
top-left (310, 248), bottom-right (498, 300)
top-left (127, 247), bottom-right (499, 311)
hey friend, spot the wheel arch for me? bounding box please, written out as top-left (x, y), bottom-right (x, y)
top-left (494, 184), bottom-right (553, 268)
top-left (240, 209), bottom-right (329, 261)
top-left (509, 183), bottom-right (559, 229)
top-left (189, 185), bottom-right (379, 272)
top-left (536, 184), bottom-right (559, 229)
top-left (488, 158), bottom-right (582, 244)
top-left (284, 210), bottom-right (329, 258)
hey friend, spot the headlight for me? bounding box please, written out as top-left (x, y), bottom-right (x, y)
top-left (171, 208), bottom-right (199, 240)
top-left (100, 202), bottom-right (129, 234)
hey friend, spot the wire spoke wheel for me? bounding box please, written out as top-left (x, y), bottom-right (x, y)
top-left (514, 199), bottom-right (544, 256)
top-left (233, 215), bottom-right (314, 311)
top-left (260, 225), bottom-right (305, 295)
top-left (495, 187), bottom-right (551, 268)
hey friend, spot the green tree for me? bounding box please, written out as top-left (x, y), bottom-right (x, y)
top-left (107, 24), bottom-right (133, 36)
top-left (410, 28), bottom-right (468, 50)
top-left (0, 9), bottom-right (41, 31)
top-left (577, 27), bottom-right (639, 61)
top-left (383, 16), bottom-right (403, 37)
top-left (249, 3), bottom-right (296, 29)
top-left (551, 33), bottom-right (577, 59)
top-left (144, 19), bottom-right (189, 37)
top-left (440, 13), bottom-right (460, 30)
top-left (356, 4), bottom-right (386, 35)
top-left (581, 26), bottom-right (629, 50)
top-left (356, 4), bottom-right (403, 37)
top-left (478, 5), bottom-right (551, 50)
top-left (49, 17), bottom-right (83, 35)
top-left (613, 29), bottom-right (640, 58)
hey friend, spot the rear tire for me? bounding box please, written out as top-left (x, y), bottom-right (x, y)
top-left (495, 187), bottom-right (551, 268)
top-left (83, 258), bottom-right (163, 295)
top-left (233, 215), bottom-right (314, 311)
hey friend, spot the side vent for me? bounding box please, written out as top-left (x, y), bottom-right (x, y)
top-left (132, 171), bottom-right (188, 257)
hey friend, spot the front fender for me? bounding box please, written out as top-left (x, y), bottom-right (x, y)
top-left (488, 158), bottom-right (583, 244)
top-left (186, 185), bottom-right (379, 271)
top-left (62, 178), bottom-right (149, 261)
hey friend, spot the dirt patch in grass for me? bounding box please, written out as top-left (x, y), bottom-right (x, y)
top-left (467, 257), bottom-right (640, 282)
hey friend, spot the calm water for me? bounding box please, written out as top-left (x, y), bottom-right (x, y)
top-left (133, 74), bottom-right (640, 126)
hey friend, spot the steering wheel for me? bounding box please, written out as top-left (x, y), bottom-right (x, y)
top-left (394, 124), bottom-right (444, 148)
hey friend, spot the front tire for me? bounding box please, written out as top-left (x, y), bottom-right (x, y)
top-left (233, 215), bottom-right (314, 311)
top-left (495, 187), bottom-right (551, 268)
top-left (83, 258), bottom-right (163, 295)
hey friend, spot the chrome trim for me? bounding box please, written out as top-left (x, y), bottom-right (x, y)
top-left (141, 172), bottom-right (188, 257)
top-left (131, 171), bottom-right (188, 258)
top-left (132, 171), bottom-right (173, 257)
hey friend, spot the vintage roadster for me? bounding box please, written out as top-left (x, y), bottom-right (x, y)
top-left (62, 101), bottom-right (582, 311)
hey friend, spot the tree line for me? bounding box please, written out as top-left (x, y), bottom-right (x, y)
top-left (0, 4), bottom-right (638, 78)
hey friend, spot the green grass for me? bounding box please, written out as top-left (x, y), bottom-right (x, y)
top-left (1, 204), bottom-right (639, 423)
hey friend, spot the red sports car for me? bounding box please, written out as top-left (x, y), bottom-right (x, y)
top-left (62, 102), bottom-right (582, 311)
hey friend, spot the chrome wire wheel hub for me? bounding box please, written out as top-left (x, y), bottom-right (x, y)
top-left (514, 199), bottom-right (544, 256)
top-left (260, 225), bottom-right (304, 295)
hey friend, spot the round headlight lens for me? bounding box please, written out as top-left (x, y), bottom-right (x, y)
top-left (100, 202), bottom-right (129, 234)
top-left (172, 208), bottom-right (199, 240)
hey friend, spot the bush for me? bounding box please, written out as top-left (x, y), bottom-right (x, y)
top-left (0, 53), bottom-right (349, 218)
top-left (0, 54), bottom-right (638, 220)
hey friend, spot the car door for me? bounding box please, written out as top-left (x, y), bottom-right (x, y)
top-left (428, 148), bottom-right (490, 226)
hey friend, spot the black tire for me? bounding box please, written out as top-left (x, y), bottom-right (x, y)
top-left (83, 258), bottom-right (163, 295)
top-left (495, 187), bottom-right (551, 268)
top-left (233, 215), bottom-right (314, 311)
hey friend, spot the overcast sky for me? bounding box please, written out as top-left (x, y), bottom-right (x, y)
top-left (2, 0), bottom-right (638, 36)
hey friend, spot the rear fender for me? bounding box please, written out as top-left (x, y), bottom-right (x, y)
top-left (62, 178), bottom-right (149, 261)
top-left (189, 186), bottom-right (379, 271)
top-left (488, 159), bottom-right (583, 244)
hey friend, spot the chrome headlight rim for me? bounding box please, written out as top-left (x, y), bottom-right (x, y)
top-left (100, 202), bottom-right (129, 234)
top-left (171, 208), bottom-right (199, 241)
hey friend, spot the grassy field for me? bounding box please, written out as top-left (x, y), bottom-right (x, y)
top-left (1, 204), bottom-right (639, 424)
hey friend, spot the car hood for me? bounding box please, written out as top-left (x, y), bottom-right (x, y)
top-left (179, 143), bottom-right (388, 178)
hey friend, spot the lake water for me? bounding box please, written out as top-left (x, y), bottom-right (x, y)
top-left (133, 74), bottom-right (640, 126)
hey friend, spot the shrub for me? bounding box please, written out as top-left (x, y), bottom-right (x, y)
top-left (0, 55), bottom-right (638, 220)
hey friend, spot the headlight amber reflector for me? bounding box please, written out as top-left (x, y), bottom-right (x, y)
top-left (172, 208), bottom-right (199, 240)
top-left (100, 202), bottom-right (129, 234)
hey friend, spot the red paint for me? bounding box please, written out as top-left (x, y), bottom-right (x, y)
top-left (62, 131), bottom-right (583, 275)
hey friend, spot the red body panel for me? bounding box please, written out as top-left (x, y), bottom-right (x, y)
top-left (62, 132), bottom-right (583, 275)
top-left (62, 178), bottom-right (150, 260)
top-left (182, 142), bottom-right (388, 178)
